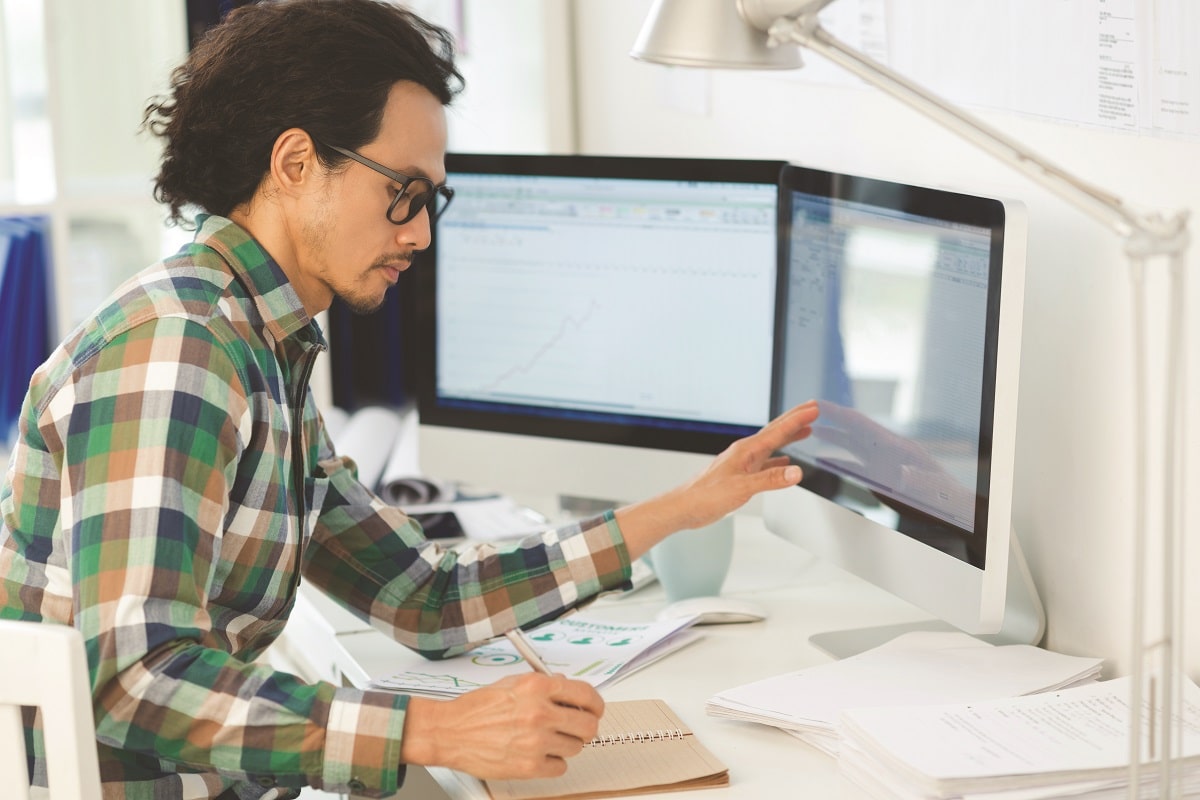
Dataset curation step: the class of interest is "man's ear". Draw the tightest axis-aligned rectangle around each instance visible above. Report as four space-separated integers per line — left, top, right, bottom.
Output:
269 128 321 197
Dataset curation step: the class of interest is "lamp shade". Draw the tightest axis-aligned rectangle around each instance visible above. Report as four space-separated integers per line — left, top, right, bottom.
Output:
630 0 802 70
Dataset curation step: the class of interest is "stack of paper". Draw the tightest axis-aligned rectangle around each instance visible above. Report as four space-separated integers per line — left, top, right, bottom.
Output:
838 675 1200 799
707 632 1103 756
369 613 702 698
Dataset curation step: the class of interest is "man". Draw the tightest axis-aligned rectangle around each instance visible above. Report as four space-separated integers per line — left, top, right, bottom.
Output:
0 1 818 798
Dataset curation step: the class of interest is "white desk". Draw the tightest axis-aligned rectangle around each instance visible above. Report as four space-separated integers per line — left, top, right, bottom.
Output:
300 515 936 799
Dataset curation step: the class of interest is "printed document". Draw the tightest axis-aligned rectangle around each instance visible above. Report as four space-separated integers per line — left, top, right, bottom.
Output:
369 614 701 698
838 675 1200 797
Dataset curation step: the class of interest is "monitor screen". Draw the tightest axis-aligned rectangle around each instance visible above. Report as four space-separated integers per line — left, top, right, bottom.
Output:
410 154 785 464
764 164 1040 653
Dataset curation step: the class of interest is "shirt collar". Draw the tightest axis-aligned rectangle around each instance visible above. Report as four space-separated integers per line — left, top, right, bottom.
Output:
193 214 322 344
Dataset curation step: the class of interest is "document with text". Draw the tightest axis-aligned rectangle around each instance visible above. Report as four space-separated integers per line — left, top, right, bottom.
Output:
838 675 1200 797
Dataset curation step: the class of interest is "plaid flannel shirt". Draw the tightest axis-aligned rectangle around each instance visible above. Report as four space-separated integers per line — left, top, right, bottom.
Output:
0 215 632 800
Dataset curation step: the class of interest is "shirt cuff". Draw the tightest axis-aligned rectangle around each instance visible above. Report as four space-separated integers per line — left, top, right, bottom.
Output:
560 510 633 598
317 687 409 797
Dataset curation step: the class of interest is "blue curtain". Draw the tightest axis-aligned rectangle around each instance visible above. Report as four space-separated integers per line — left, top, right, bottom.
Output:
0 216 52 446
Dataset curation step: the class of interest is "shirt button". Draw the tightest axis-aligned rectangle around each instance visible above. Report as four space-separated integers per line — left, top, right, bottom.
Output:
256 776 278 787
348 778 367 792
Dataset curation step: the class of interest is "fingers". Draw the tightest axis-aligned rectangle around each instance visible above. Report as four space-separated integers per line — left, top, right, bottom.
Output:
745 400 819 457
498 672 605 730
757 460 802 491
546 673 606 718
402 673 606 780
726 406 816 495
612 401 821 563
725 401 817 472
762 455 794 471
771 399 820 435
505 675 604 775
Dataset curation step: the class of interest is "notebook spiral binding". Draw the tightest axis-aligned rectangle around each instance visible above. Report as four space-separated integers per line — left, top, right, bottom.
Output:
587 728 685 747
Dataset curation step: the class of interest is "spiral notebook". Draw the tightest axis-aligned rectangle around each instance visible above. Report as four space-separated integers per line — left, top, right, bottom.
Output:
484 699 729 800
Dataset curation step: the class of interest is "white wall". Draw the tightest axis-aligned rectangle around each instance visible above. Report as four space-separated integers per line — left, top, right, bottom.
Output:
567 1 1200 677
445 0 577 153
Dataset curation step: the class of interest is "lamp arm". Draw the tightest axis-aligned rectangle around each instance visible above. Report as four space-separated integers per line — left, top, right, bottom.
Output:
766 15 1189 256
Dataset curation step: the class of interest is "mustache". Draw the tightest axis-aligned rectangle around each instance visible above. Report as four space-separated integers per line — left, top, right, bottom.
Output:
372 251 418 270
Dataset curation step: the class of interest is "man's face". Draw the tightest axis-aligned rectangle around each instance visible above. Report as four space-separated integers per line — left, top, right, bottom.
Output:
298 80 448 315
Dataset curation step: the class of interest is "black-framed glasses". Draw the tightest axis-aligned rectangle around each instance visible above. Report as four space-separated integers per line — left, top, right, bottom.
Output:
323 143 454 225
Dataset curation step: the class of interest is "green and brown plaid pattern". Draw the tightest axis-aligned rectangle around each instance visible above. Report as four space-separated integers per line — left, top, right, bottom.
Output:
0 215 631 799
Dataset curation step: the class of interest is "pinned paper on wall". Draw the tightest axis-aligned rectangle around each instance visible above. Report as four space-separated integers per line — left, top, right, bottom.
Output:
780 0 1200 138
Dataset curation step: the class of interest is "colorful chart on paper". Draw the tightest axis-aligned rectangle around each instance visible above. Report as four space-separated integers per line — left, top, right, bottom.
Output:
368 614 701 697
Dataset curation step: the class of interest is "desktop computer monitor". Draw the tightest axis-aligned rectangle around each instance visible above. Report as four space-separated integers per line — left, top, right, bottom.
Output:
408 153 785 506
764 163 1043 657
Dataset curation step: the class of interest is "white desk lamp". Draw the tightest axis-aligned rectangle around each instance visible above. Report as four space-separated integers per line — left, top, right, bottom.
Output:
631 0 1190 795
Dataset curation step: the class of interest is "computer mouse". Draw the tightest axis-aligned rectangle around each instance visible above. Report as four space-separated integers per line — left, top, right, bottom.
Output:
656 595 768 625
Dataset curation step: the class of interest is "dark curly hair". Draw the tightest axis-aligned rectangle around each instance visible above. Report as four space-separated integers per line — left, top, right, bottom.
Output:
143 0 463 226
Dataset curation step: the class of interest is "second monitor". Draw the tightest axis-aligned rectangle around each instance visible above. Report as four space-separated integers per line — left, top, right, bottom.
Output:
765 163 1043 656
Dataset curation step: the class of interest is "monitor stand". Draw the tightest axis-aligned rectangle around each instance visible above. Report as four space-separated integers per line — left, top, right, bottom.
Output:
809 527 1045 660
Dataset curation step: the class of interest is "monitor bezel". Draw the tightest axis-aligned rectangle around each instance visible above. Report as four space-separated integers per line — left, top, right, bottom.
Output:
408 152 787 456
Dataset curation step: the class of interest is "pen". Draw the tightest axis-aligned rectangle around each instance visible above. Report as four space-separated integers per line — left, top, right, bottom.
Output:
505 627 552 675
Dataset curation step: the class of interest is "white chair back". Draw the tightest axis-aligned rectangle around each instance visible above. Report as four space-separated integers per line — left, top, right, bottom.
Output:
0 619 102 800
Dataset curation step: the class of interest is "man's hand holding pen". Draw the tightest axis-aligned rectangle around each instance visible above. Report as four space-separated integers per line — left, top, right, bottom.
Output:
398 628 605 779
